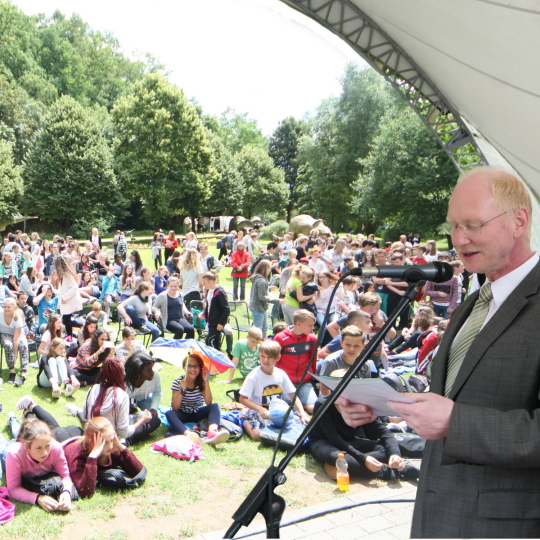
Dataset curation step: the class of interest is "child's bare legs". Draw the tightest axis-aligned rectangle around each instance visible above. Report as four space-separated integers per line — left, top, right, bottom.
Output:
242 420 261 441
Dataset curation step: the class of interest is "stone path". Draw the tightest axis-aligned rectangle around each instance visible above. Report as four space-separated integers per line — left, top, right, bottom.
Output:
193 483 417 540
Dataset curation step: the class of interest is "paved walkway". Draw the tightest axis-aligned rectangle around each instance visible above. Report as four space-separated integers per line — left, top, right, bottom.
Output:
193 483 417 540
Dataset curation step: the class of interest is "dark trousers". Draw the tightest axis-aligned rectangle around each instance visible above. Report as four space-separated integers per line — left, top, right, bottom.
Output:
206 325 222 351
310 438 396 480
166 318 195 340
125 415 161 447
218 247 228 260
165 404 220 436
164 248 174 261
26 405 83 442
72 366 101 386
62 314 74 338
153 251 162 270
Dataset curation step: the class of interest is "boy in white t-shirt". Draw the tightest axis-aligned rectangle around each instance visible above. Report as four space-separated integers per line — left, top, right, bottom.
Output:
239 340 310 441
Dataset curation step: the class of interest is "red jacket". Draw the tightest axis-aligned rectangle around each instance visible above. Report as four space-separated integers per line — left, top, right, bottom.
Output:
230 250 251 278
274 327 317 384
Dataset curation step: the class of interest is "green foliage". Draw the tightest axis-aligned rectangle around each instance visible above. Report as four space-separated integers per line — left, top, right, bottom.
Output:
113 74 217 222
353 107 457 236
260 220 290 239
23 95 125 232
268 117 307 222
233 146 289 219
0 139 24 220
212 107 267 154
298 64 398 231
204 129 245 216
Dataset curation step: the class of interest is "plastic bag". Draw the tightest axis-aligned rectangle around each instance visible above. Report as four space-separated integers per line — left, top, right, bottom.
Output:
268 396 292 429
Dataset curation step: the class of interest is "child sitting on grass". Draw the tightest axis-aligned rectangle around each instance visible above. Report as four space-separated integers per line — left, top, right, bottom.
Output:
239 341 310 441
220 327 262 384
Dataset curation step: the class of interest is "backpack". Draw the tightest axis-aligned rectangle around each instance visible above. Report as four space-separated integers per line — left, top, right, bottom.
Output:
392 432 425 458
206 255 215 270
216 238 224 249
408 374 429 392
97 467 147 489
249 256 263 275
382 372 413 393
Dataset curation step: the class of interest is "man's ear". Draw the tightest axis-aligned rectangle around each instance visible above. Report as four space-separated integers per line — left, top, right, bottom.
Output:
513 207 530 238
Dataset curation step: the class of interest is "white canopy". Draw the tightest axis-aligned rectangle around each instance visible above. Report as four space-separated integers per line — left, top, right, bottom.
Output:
282 0 540 241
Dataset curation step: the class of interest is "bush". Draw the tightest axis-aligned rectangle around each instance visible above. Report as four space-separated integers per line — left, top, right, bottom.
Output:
260 220 289 239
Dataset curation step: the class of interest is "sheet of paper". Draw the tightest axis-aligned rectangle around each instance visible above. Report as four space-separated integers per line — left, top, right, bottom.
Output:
311 373 414 416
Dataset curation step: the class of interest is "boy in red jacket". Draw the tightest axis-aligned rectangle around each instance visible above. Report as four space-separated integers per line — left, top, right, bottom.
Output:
274 309 317 414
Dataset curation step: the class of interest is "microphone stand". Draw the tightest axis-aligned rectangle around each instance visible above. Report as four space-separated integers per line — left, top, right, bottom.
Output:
224 282 421 538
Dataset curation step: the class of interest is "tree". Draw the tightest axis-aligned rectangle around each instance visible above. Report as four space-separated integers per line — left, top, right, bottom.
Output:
214 107 267 154
112 74 217 223
298 64 398 231
0 139 24 221
23 95 125 235
353 107 457 237
234 146 288 219
268 117 307 222
205 129 244 216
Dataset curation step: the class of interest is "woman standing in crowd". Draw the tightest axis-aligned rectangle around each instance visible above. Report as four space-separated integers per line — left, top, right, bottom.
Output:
249 260 284 338
153 276 195 339
150 232 163 270
0 297 29 385
90 228 102 250
230 242 251 302
232 230 244 253
184 231 199 249
56 254 83 340
163 230 178 261
178 248 204 307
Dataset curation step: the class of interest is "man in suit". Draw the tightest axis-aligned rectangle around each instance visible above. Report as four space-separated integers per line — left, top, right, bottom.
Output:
338 166 540 538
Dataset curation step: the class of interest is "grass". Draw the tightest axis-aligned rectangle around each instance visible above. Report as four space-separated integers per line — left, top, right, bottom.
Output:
0 244 316 538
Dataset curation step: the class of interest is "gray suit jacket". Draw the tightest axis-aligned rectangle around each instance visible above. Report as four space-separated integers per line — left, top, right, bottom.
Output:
412 260 540 538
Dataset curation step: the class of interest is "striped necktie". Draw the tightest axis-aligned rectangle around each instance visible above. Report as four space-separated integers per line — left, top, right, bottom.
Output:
444 283 493 397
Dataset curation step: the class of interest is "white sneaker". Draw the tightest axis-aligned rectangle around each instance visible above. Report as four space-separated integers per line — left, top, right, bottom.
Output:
16 395 34 411
205 429 229 446
63 383 76 397
65 403 82 416
52 388 61 399
7 412 16 421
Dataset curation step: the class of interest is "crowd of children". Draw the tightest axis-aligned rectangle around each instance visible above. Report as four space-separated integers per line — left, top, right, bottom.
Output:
0 226 464 518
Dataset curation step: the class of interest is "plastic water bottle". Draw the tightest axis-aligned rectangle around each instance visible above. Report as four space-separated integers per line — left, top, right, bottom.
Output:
336 453 349 491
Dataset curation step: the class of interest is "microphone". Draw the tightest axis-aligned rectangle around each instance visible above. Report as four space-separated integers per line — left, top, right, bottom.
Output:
348 262 453 283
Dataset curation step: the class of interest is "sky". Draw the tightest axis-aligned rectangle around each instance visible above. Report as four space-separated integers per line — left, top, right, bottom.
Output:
11 0 366 135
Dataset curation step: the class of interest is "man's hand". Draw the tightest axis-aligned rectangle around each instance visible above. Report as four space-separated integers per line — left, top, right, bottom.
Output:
364 456 384 472
387 392 454 440
335 397 376 427
388 454 405 471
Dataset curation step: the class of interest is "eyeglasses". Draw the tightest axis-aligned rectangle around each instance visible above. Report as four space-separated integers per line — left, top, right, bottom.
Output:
441 210 511 236
186 364 200 369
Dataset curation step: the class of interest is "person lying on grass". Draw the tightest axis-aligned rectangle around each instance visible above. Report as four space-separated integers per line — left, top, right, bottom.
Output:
239 340 310 441
63 416 145 498
1 416 73 512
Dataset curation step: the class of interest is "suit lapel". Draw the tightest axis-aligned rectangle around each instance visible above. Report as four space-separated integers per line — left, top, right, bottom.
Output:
448 261 540 400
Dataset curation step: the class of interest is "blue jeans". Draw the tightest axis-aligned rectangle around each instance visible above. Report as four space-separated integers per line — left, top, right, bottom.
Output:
232 277 246 301
316 311 336 346
124 305 160 343
251 309 268 338
433 304 450 319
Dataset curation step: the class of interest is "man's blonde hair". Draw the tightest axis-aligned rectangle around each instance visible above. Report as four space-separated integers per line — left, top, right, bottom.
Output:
359 292 381 308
